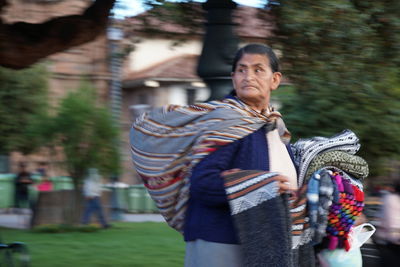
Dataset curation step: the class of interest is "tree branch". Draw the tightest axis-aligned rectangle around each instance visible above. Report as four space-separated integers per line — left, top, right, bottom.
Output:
0 0 116 69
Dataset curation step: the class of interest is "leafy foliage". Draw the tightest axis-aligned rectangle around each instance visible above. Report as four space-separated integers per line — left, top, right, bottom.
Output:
274 0 400 175
47 82 121 185
0 64 48 154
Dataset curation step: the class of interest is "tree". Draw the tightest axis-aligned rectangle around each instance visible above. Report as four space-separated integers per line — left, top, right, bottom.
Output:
38 82 121 223
48 82 120 185
274 0 400 175
0 0 116 69
0 64 48 155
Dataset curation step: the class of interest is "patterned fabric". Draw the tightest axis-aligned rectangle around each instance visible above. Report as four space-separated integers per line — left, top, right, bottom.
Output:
319 166 364 190
130 97 290 232
222 169 321 266
290 182 311 249
291 130 364 248
222 170 293 267
291 129 361 188
224 170 311 249
326 172 365 251
223 170 280 215
305 150 368 181
315 171 335 242
307 171 321 228
307 170 334 244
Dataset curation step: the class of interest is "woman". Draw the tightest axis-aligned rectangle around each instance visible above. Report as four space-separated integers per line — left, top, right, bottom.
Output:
131 44 298 267
183 44 297 267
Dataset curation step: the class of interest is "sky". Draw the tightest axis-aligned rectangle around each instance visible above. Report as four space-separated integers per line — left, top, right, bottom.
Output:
113 0 266 18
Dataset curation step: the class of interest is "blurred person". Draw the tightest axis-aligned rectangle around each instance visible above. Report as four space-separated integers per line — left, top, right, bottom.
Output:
81 168 110 228
36 162 53 192
36 175 53 192
376 178 400 265
30 170 53 228
14 162 34 213
36 162 48 177
132 44 297 267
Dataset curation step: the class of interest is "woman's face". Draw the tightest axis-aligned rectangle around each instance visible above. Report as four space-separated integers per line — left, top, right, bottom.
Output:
231 53 281 112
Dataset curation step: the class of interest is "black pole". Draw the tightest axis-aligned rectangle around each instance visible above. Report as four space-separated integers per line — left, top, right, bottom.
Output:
197 0 239 101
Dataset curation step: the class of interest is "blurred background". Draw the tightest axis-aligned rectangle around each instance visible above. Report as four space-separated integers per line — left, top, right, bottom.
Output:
0 0 399 266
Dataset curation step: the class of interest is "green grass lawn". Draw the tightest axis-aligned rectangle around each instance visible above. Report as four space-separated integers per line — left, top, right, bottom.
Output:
0 222 185 267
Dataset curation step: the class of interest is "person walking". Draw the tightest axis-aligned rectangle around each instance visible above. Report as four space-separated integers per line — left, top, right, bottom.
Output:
81 168 110 228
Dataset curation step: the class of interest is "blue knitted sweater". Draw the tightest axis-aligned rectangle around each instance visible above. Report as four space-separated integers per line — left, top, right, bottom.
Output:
184 126 296 244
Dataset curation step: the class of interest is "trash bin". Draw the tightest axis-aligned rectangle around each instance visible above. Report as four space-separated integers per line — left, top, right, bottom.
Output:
128 185 146 213
103 183 129 211
0 174 15 209
115 186 128 211
143 190 158 213
51 176 73 190
1 174 40 209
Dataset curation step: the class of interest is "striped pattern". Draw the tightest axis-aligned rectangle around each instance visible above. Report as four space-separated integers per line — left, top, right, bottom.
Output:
223 169 313 250
291 129 361 188
130 97 289 232
223 170 280 215
289 183 312 248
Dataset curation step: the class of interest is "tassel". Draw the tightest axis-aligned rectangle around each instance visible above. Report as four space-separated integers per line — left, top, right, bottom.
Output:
344 239 351 251
328 236 338 250
352 185 364 202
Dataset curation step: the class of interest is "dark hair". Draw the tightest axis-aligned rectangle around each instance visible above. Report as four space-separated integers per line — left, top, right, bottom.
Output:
232 43 280 73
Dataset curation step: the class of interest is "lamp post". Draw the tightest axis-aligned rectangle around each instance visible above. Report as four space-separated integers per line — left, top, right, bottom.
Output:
107 26 123 221
197 0 239 100
107 26 124 124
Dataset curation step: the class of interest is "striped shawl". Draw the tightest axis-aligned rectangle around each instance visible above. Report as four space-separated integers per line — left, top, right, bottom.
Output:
130 97 289 232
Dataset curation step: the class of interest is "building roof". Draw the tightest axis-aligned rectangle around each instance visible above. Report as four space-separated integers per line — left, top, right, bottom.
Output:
123 54 200 87
123 53 290 87
124 4 275 40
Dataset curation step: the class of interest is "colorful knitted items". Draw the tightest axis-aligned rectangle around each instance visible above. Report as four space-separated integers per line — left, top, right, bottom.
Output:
291 130 364 248
307 170 335 244
316 171 335 243
307 171 321 228
305 150 369 181
326 172 364 251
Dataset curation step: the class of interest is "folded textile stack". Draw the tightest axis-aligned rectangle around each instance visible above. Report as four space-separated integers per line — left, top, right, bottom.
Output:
293 129 368 250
